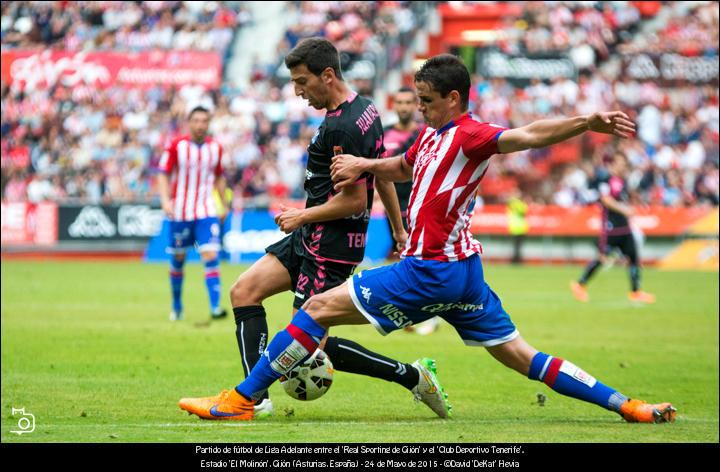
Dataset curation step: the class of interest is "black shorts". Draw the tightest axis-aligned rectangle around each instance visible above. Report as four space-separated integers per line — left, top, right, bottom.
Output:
598 233 638 265
266 230 357 309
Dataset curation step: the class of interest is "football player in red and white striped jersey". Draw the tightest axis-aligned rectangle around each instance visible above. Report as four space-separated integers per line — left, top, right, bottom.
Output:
157 105 229 322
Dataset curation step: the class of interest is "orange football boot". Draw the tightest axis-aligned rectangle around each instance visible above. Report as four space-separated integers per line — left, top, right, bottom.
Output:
570 281 589 302
619 399 676 423
179 388 254 420
628 291 656 303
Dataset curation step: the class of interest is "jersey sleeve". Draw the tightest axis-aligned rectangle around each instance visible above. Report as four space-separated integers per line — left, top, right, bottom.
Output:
403 126 427 166
462 123 508 160
158 140 177 174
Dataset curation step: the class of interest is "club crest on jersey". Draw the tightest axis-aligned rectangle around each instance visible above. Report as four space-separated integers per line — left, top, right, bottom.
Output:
416 149 439 173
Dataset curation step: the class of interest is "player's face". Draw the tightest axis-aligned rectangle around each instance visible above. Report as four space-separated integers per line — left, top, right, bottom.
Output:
415 81 455 130
393 91 418 125
188 111 210 141
290 64 330 110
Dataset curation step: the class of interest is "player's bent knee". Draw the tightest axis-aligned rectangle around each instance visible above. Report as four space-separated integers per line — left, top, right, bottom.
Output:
230 275 263 306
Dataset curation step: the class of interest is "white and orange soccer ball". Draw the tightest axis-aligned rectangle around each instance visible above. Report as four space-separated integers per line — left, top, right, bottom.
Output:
279 349 334 401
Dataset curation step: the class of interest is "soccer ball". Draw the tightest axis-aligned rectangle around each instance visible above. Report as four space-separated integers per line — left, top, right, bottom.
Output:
279 349 334 401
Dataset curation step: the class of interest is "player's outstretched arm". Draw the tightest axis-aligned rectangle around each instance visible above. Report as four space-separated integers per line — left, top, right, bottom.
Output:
497 111 636 154
331 154 412 190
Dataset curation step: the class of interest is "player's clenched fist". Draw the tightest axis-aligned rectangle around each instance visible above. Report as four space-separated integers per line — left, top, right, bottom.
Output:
274 204 306 233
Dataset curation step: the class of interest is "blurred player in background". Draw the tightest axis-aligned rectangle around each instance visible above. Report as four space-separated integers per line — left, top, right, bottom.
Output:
220 38 450 419
213 187 234 226
507 190 529 265
158 105 228 322
383 86 421 238
180 54 675 424
571 153 656 303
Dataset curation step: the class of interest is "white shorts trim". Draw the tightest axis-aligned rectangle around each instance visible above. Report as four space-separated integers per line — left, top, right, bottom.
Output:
462 329 519 347
347 276 389 336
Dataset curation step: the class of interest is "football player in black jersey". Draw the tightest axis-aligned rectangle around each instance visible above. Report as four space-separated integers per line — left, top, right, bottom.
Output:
571 153 656 304
226 38 450 418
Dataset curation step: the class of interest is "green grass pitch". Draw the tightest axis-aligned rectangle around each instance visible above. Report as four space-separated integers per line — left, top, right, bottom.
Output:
1 260 717 442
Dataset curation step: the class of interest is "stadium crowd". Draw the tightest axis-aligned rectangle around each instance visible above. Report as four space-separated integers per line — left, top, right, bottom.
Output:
1 1 248 54
1 1 718 208
476 0 719 206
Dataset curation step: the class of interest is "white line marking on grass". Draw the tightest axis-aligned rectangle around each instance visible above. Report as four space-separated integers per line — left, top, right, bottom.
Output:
38 416 717 429
39 421 439 428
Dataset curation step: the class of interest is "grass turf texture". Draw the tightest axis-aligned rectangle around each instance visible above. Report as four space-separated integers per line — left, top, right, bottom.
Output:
1 260 717 442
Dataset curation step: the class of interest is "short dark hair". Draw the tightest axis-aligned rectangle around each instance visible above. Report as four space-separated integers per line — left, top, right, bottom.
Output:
396 86 416 96
284 37 343 80
414 54 470 109
188 105 210 118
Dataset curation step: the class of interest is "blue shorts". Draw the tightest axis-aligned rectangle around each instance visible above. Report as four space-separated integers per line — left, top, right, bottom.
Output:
168 217 222 254
348 255 518 346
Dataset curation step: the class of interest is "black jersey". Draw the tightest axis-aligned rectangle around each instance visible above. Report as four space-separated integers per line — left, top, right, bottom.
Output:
598 174 632 235
302 93 384 264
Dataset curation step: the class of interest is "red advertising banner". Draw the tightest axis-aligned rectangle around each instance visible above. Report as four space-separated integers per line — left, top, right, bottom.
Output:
1 202 58 246
470 205 714 237
1 50 221 90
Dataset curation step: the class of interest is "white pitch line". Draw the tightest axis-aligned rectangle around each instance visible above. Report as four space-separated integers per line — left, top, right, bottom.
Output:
24 416 715 429
22 421 450 428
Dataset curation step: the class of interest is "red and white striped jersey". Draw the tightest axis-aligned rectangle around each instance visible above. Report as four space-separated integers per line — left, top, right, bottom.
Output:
402 113 507 261
158 135 223 222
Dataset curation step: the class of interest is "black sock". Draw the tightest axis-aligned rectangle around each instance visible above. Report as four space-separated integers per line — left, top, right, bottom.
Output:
579 259 602 285
323 337 419 391
629 265 640 292
233 305 269 401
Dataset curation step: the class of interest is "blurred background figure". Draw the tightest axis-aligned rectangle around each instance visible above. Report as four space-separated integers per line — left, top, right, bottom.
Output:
571 153 656 304
382 86 421 259
507 190 529 264
158 105 229 321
